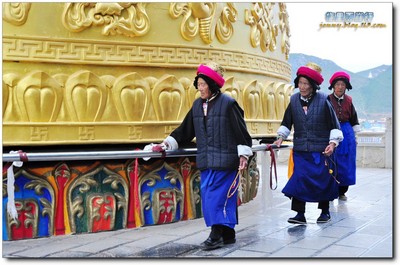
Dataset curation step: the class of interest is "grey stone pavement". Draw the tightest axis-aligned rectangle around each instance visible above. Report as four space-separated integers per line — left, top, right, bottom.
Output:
2 163 394 261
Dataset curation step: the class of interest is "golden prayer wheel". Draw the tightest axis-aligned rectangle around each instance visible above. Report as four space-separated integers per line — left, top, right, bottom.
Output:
2 2 293 240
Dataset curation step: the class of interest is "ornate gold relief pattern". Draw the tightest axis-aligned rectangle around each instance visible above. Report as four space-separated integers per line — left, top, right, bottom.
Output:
30 127 48 142
16 71 63 122
3 70 293 123
222 77 243 107
275 83 290 120
243 80 263 119
152 75 186 121
216 3 238 43
62 3 150 38
279 3 291 60
2 70 293 145
245 3 278 53
262 81 277 120
181 77 199 111
2 36 291 80
128 126 143 140
65 70 107 122
2 3 31 26
3 80 9 115
113 73 150 122
169 3 237 44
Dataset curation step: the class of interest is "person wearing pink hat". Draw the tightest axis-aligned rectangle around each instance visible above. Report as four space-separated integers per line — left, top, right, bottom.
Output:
153 62 253 250
274 63 343 224
328 71 361 201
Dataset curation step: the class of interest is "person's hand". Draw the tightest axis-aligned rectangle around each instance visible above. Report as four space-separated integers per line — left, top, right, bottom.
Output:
152 143 167 152
323 142 336 156
239 156 248 170
143 143 166 161
273 137 283 147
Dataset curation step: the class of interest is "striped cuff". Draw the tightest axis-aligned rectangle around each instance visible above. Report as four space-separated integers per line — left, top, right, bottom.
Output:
164 136 179 151
277 125 291 139
237 145 253 157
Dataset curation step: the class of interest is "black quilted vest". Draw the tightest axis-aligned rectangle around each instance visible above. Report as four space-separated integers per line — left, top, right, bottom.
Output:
291 92 331 152
192 94 239 170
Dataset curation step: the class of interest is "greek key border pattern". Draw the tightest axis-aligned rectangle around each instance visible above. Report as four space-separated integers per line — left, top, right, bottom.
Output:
2 36 291 80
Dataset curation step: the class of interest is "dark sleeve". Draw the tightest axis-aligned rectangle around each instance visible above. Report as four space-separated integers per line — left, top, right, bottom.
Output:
280 102 293 130
229 102 252 147
349 103 360 126
170 108 196 145
326 100 341 130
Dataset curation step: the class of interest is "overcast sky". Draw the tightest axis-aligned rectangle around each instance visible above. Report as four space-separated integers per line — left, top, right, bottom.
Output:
286 2 393 73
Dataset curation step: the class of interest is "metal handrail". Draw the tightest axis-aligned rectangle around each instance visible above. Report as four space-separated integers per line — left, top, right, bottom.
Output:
2 144 292 162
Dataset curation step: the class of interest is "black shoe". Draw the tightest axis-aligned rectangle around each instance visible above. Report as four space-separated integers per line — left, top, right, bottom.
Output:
223 238 236 245
288 213 307 224
200 237 224 250
222 226 236 245
317 213 331 223
339 194 347 201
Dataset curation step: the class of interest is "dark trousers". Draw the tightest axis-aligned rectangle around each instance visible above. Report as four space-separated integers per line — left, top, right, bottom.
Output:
210 225 235 240
291 197 329 213
339 186 349 195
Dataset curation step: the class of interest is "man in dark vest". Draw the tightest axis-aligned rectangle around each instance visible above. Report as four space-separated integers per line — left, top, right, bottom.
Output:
153 62 253 250
274 63 343 224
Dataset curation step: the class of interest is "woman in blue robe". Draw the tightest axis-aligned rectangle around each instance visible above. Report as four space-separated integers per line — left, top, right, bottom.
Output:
328 71 361 200
153 62 252 250
274 63 343 224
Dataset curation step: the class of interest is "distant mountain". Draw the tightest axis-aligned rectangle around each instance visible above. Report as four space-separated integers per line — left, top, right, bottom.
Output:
357 65 391 79
356 65 392 115
288 53 392 119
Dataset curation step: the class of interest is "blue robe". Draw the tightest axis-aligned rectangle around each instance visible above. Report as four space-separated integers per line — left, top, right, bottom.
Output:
282 151 339 202
201 169 238 229
336 122 357 186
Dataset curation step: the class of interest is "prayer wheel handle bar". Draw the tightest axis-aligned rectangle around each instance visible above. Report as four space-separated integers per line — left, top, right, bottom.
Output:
2 144 291 162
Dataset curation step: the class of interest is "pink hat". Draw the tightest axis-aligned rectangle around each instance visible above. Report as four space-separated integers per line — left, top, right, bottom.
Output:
328 71 352 90
296 66 324 85
197 64 225 88
329 71 350 84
